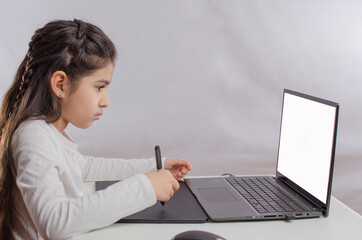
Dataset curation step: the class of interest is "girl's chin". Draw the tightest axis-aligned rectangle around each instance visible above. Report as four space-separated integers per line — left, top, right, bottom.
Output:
73 121 94 129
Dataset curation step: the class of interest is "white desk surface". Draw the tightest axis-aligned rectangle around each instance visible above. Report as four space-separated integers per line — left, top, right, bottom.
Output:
74 196 361 240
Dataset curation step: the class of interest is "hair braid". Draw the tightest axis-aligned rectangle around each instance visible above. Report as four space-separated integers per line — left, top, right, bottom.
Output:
74 19 87 40
16 51 33 100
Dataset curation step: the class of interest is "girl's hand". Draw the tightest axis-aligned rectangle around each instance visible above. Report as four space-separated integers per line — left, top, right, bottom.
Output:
164 158 192 181
146 170 180 202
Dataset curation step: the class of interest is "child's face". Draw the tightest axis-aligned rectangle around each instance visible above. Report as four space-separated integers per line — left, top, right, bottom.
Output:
60 63 114 129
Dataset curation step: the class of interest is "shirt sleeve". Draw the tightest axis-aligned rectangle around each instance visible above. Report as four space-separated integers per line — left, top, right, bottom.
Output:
12 125 157 240
77 154 165 181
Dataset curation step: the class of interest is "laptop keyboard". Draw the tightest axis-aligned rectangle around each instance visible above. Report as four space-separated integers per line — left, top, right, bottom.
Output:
227 177 308 214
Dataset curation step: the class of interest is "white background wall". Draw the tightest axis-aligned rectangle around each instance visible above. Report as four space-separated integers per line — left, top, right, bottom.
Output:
1 0 361 215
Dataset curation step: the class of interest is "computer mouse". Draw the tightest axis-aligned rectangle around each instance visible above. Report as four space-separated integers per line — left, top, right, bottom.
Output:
172 230 226 240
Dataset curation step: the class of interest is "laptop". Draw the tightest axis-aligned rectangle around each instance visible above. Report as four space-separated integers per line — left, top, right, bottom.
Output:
185 89 339 221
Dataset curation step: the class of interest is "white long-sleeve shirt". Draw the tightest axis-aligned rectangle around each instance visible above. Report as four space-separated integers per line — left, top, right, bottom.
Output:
11 119 158 240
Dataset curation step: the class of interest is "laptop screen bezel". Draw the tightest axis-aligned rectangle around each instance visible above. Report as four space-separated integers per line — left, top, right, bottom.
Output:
275 89 339 217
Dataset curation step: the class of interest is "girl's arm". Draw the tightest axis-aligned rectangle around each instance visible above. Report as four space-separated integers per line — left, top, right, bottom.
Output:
12 124 157 239
77 154 166 181
16 166 156 239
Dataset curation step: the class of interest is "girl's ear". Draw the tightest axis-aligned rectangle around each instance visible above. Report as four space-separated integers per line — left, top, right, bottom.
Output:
50 71 68 98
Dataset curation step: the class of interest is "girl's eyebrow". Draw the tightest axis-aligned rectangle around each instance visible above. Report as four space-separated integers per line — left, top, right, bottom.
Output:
96 79 111 85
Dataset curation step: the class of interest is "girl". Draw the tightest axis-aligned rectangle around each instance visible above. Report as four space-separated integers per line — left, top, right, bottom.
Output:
0 19 191 240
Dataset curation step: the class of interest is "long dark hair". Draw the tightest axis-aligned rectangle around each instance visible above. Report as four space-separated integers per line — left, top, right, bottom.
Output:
0 19 117 239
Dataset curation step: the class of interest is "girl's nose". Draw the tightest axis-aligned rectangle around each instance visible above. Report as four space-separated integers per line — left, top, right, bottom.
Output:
100 92 109 108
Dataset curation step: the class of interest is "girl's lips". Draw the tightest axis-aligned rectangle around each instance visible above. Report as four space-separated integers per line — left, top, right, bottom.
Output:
95 113 102 120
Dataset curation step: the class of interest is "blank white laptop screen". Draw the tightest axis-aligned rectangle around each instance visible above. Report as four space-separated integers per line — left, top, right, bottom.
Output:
277 93 337 204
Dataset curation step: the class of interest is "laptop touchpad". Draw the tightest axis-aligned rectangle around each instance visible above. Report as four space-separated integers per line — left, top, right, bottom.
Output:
198 187 237 203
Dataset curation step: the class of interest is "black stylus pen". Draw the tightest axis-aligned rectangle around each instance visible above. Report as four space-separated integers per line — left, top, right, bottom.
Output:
155 145 165 206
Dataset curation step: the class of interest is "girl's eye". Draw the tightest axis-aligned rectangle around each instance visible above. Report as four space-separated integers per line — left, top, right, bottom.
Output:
97 86 105 92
